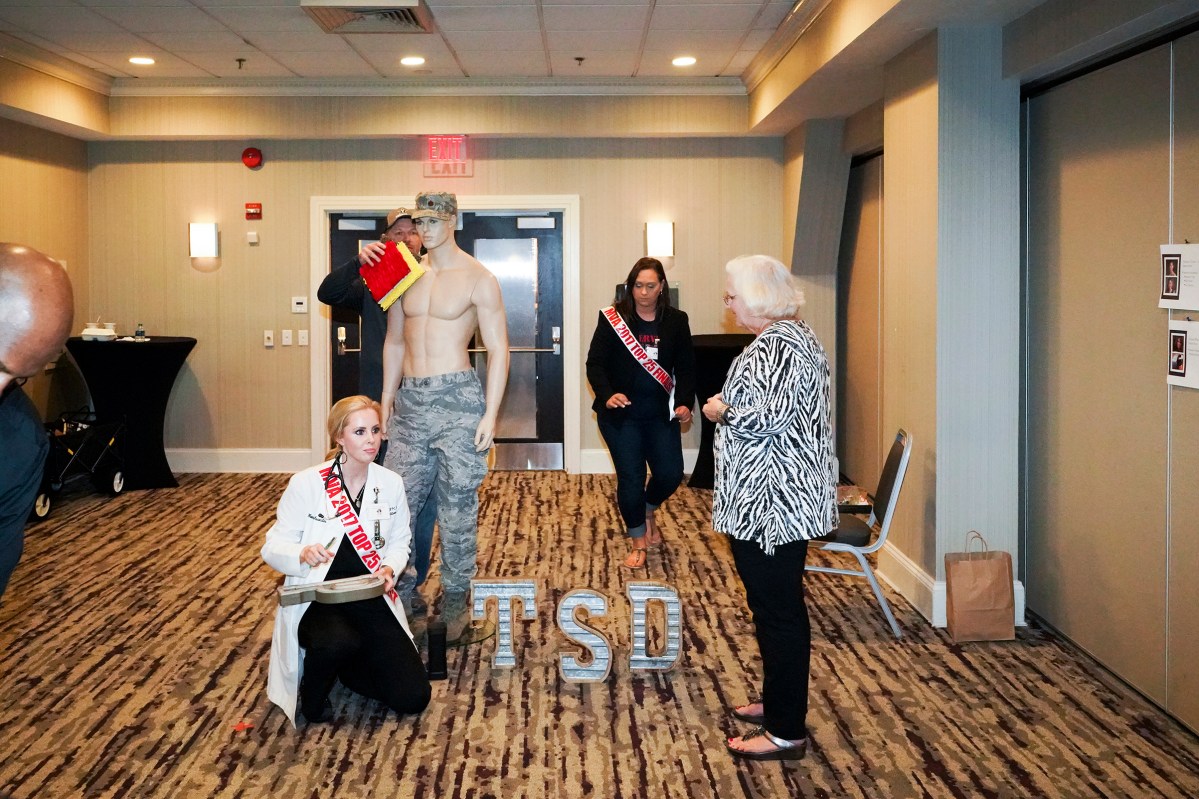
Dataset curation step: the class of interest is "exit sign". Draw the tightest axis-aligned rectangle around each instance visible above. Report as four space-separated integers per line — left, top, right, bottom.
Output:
425 135 472 177
427 135 467 160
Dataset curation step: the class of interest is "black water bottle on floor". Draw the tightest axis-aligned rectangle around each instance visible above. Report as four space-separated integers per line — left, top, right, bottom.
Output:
427 620 447 680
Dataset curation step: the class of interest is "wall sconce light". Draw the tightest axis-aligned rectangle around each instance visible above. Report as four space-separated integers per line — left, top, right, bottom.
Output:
189 222 219 258
645 221 674 258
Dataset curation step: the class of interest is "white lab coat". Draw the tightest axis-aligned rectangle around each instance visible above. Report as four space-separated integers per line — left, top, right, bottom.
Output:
261 460 412 726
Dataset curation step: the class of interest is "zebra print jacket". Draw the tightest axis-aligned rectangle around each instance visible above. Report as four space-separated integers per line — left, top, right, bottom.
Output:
712 319 838 554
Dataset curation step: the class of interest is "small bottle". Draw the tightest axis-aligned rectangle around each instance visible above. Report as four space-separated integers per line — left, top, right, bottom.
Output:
134 322 145 341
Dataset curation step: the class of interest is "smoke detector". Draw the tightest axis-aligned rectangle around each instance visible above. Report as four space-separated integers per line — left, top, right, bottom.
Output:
301 0 435 34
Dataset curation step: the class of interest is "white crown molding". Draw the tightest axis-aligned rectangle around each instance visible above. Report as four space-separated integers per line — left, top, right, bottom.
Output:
741 0 836 93
0 33 113 95
109 76 746 98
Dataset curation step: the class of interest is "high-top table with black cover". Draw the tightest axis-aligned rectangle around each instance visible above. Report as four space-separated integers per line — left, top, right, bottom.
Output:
65 336 197 490
688 333 754 489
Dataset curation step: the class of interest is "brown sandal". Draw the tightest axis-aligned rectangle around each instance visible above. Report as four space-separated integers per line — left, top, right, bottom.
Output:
622 547 648 569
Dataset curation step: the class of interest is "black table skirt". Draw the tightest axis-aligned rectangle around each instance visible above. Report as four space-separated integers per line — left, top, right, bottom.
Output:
688 333 754 489
65 336 197 490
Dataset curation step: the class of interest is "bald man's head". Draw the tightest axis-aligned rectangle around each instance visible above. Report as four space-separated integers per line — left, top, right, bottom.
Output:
0 243 74 393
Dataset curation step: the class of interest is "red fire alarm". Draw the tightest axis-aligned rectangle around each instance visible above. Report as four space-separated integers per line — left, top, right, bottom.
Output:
241 147 263 169
245 202 262 220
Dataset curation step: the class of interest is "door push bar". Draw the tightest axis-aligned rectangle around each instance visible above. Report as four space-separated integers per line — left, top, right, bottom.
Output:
469 327 561 356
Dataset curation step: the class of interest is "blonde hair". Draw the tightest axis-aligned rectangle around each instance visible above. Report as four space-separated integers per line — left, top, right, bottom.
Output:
725 254 805 320
325 395 382 460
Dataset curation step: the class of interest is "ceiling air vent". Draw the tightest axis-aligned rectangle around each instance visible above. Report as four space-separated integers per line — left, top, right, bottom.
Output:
301 0 434 34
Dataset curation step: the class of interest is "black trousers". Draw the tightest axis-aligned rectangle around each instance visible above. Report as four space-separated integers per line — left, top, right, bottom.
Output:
729 537 810 740
597 414 684 536
298 597 431 718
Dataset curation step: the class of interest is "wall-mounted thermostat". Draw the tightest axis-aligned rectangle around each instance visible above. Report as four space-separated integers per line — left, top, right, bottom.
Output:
291 296 308 314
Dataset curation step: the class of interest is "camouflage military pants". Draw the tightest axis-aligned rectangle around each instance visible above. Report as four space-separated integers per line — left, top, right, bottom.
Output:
384 370 488 598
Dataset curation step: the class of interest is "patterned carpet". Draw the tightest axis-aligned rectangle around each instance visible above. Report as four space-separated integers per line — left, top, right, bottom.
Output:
1 472 1197 798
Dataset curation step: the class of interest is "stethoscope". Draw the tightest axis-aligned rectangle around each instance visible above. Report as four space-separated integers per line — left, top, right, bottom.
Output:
324 456 386 549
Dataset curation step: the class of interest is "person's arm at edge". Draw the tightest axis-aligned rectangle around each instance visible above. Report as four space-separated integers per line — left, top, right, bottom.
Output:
585 311 617 407
673 310 697 414
317 257 366 310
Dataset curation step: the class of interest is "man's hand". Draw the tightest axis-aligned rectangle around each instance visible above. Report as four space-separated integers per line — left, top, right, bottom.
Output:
381 394 394 437
358 241 386 266
673 405 693 424
474 416 496 452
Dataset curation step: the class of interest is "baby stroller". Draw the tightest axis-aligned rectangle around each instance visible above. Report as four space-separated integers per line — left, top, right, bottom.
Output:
29 408 125 521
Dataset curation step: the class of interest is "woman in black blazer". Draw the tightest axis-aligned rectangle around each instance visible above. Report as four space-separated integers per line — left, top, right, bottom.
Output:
586 258 696 569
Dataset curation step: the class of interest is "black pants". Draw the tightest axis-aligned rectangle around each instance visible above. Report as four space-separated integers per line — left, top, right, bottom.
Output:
729 537 810 740
298 597 431 718
597 415 684 537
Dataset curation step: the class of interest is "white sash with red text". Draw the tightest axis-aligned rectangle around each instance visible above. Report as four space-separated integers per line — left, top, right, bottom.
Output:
602 306 676 420
319 463 398 604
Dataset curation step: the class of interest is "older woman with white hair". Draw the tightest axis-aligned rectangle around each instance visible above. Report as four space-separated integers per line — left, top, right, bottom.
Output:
702 254 838 762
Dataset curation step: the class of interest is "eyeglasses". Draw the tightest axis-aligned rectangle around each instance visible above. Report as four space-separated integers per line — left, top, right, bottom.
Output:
0 357 29 388
722 293 736 305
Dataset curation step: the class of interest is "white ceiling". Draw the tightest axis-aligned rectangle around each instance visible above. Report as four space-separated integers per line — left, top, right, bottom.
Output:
0 0 798 81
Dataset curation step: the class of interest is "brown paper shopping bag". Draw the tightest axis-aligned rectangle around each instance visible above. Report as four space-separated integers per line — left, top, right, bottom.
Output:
945 530 1015 643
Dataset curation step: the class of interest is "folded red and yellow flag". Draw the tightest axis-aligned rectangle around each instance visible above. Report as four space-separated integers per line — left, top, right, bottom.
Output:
359 241 425 311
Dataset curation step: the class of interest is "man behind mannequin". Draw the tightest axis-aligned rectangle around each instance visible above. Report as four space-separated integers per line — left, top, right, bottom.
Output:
0 243 74 602
380 191 509 644
317 210 438 614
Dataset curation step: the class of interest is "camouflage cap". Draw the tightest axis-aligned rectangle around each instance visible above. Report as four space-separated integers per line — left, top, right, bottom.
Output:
411 191 458 221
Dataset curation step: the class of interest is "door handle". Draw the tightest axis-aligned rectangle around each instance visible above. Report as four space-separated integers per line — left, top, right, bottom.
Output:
337 325 361 355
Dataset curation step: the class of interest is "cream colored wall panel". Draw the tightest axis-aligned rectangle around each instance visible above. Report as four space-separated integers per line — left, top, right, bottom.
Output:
0 59 108 137
88 137 783 454
1166 30 1199 733
843 101 883 157
881 34 939 578
0 116 90 420
1004 0 1198 82
837 156 882 487
1026 47 1169 701
108 95 750 140
749 0 900 132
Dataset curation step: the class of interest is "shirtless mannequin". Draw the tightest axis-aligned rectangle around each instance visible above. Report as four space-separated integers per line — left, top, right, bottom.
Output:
377 191 509 643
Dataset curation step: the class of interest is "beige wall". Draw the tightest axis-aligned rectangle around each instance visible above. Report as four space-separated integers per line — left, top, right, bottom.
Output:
86 137 783 452
879 34 940 581
0 58 108 138
0 115 91 419
108 94 750 139
1167 29 1199 735
1026 41 1173 712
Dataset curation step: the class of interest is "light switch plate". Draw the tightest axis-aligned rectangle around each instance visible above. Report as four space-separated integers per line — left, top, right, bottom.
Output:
298 329 309 346
264 330 274 348
281 329 292 346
